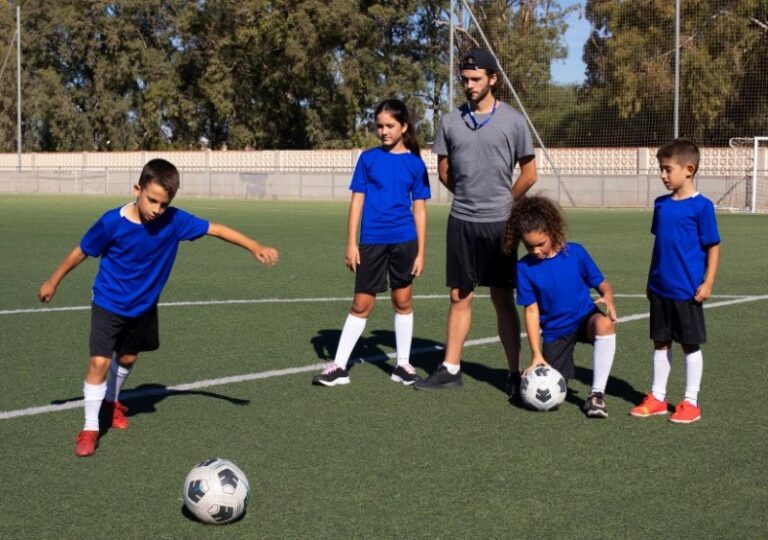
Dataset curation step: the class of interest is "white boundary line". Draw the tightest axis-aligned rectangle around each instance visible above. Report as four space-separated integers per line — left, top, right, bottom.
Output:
0 293 753 316
1 294 765 422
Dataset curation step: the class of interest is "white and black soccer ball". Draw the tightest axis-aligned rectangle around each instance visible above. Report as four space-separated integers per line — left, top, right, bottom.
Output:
520 366 567 411
183 457 250 524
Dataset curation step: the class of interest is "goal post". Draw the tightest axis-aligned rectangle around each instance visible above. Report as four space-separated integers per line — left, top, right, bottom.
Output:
723 136 768 214
750 136 767 214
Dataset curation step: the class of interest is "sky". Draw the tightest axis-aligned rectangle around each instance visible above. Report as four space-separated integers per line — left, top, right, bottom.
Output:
550 1 590 85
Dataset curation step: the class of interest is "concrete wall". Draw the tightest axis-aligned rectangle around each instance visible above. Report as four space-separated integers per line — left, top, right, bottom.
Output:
0 147 764 210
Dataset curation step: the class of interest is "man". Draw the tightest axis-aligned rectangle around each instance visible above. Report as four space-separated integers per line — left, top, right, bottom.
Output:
415 48 537 398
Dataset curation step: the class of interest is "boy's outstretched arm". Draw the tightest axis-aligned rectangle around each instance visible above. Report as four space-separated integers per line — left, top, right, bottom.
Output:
206 223 278 266
38 246 88 302
694 243 720 302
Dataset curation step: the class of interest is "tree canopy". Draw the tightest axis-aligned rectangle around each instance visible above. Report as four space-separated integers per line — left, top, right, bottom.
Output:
0 1 764 151
581 0 768 145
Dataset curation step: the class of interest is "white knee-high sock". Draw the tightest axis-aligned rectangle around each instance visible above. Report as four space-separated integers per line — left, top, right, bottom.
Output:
333 314 367 370
83 381 107 431
591 334 616 394
105 359 133 403
394 312 414 367
651 349 672 402
683 349 703 406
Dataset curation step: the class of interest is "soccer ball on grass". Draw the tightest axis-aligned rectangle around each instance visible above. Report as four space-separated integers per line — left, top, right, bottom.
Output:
182 457 250 524
520 365 567 411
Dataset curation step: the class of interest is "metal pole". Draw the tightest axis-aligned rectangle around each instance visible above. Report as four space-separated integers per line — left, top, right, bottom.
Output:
751 137 758 213
448 0 455 110
674 0 680 139
16 4 22 171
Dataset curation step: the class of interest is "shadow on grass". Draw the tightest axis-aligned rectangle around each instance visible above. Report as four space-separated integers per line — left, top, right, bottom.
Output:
51 383 250 437
455 360 644 408
572 365 646 406
313 327 646 406
181 503 247 525
310 328 444 379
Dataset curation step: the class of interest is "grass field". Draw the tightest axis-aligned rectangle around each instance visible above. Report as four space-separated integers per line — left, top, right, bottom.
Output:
1 195 766 539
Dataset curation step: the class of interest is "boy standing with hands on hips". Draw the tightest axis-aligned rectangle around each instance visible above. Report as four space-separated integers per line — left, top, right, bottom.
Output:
39 159 279 457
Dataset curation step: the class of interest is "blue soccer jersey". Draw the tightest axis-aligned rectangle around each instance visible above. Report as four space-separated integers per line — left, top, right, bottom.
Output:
80 205 209 317
349 147 431 245
648 193 720 301
516 242 605 343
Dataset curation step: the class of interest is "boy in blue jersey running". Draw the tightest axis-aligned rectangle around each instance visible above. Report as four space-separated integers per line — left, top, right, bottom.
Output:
312 99 431 387
630 139 720 424
503 195 617 417
38 159 279 457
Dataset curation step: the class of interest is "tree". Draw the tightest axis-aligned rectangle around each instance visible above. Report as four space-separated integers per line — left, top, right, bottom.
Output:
17 0 189 151
453 1 573 102
582 0 768 145
169 0 430 149
2 0 579 151
0 4 18 152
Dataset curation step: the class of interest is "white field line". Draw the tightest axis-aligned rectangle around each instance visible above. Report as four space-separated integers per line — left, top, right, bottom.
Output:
0 293 752 316
1 294 765 421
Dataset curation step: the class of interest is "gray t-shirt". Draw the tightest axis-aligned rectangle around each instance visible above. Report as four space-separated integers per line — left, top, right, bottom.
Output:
432 102 535 222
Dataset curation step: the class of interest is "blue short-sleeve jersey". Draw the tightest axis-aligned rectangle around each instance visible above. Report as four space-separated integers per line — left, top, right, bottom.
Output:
648 193 720 301
349 147 431 245
516 242 605 343
80 205 209 317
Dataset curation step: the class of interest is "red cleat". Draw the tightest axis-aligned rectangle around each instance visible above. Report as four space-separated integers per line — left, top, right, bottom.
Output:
75 430 100 457
669 400 702 424
630 393 668 417
101 400 130 430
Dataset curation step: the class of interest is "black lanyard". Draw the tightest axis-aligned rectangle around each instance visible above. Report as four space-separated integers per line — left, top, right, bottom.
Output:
467 99 497 129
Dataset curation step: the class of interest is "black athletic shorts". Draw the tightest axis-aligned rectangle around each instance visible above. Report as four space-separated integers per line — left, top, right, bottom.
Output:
542 307 602 380
649 292 706 345
354 241 418 294
89 303 160 358
446 215 517 290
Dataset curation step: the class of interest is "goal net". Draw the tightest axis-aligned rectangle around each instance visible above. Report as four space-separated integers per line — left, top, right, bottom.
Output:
718 137 768 213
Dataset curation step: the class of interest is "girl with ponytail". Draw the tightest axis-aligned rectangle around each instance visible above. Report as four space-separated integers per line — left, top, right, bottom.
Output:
312 99 431 387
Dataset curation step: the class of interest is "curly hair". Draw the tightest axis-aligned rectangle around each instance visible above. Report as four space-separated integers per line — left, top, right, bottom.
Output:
502 195 567 254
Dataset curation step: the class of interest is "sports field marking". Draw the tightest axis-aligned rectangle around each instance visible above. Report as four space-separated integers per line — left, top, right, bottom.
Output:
0 293 752 316
1 294 765 421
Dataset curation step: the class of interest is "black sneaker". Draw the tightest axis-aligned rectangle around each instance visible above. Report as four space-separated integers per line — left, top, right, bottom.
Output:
312 363 350 386
506 371 522 404
391 364 420 386
413 364 462 390
583 392 608 418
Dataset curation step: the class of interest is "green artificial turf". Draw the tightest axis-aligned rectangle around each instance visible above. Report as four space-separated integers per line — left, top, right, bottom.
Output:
1 195 766 539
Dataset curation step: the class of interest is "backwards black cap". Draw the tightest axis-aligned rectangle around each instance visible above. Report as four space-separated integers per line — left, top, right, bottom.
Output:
459 48 499 71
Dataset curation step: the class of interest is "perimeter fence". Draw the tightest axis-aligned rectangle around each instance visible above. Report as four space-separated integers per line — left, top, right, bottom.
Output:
0 1 766 210
445 0 768 211
0 145 765 210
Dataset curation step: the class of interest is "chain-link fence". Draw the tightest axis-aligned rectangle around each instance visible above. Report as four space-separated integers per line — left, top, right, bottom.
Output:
0 1 766 210
448 0 768 211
